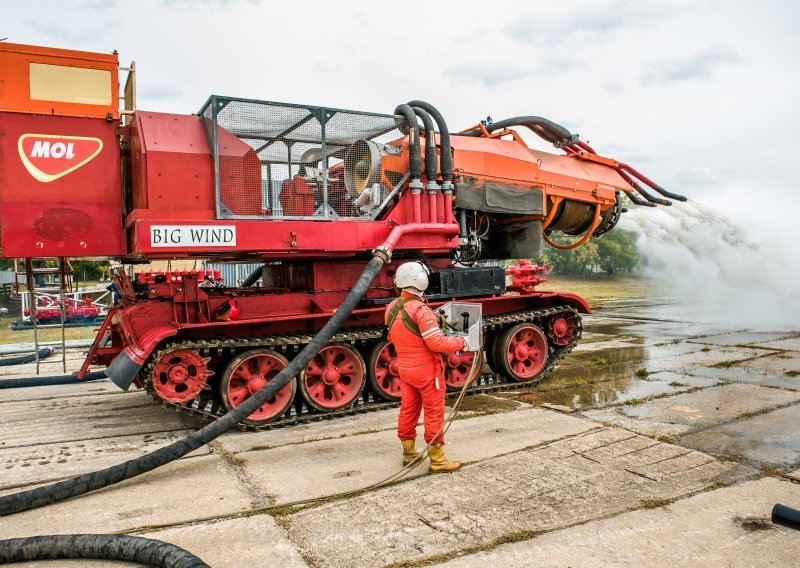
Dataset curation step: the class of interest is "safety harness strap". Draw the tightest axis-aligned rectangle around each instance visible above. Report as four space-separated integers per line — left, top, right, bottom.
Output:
386 297 422 338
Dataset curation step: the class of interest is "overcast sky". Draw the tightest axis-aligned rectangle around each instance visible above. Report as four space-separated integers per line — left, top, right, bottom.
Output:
4 0 798 234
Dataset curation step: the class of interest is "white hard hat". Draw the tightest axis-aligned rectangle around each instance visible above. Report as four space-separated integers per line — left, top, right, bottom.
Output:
395 261 430 294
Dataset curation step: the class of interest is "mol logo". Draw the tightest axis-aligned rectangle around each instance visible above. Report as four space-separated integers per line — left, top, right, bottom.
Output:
17 134 104 183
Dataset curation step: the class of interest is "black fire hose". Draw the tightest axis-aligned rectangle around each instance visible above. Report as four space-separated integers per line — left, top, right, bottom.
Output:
240 264 264 287
0 370 108 389
0 534 208 568
411 106 438 183
0 347 54 367
772 503 800 531
0 257 385 517
394 104 422 181
407 100 452 183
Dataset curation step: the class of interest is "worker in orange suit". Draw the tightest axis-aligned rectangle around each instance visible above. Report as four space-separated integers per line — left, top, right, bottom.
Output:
386 261 470 473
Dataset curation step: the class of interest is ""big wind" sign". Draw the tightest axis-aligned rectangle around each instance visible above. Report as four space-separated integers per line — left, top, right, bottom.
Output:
150 225 237 248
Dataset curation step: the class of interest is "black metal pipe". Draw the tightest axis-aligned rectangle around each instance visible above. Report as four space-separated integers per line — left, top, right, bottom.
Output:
394 104 422 181
411 107 438 184
0 347 54 367
0 257 386 516
772 503 800 531
407 100 453 184
0 370 108 389
0 534 208 567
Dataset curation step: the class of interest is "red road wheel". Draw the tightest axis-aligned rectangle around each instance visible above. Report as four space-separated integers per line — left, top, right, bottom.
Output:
220 349 295 425
443 349 483 392
300 342 366 412
367 340 402 402
546 312 579 346
494 323 548 382
151 349 210 403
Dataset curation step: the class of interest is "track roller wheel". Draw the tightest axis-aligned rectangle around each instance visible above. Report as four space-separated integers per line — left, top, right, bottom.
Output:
367 340 402 402
545 312 579 346
300 342 366 412
220 348 296 425
494 323 548 381
443 349 483 392
151 349 210 403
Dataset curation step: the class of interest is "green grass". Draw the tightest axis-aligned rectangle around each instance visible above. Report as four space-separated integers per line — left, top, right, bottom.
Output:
0 315 97 346
538 275 663 306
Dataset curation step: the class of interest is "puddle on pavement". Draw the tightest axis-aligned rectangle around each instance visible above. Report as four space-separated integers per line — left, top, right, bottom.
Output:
680 404 800 468
507 315 713 410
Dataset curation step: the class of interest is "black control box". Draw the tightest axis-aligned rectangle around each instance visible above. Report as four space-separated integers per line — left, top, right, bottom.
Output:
428 266 505 296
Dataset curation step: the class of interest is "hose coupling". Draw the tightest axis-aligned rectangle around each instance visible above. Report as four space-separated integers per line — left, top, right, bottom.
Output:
425 180 441 193
441 181 454 194
371 246 392 264
409 179 424 193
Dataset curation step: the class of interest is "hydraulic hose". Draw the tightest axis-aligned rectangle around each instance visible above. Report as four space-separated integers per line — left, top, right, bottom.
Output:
407 100 452 183
461 116 578 148
0 256 387 516
0 370 108 389
394 104 422 181
0 347 53 367
411 107 438 184
0 534 208 568
617 169 671 206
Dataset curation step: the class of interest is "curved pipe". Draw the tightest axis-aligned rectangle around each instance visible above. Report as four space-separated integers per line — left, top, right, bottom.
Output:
541 196 565 230
393 104 421 181
377 222 460 252
0 222 456 517
411 107 438 183
543 204 602 250
407 100 453 183
0 534 208 567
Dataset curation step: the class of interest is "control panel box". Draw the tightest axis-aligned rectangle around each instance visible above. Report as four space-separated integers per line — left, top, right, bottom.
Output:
433 302 482 352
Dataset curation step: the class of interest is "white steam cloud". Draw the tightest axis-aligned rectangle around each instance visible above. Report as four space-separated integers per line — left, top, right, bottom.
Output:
619 200 800 329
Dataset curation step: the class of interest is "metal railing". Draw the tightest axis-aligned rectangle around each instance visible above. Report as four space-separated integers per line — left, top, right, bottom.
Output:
199 96 407 221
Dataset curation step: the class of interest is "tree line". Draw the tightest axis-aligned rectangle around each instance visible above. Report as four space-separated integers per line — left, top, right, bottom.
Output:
538 229 643 278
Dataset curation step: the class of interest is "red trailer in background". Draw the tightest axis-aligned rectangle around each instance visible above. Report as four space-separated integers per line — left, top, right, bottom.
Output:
0 42 683 428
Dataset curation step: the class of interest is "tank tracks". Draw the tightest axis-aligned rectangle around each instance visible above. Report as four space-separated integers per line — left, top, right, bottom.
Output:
142 305 582 431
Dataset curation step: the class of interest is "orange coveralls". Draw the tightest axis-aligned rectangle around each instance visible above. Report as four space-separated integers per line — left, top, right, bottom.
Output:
386 291 467 445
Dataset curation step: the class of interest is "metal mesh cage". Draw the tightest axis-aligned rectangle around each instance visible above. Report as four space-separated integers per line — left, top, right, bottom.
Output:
200 96 408 220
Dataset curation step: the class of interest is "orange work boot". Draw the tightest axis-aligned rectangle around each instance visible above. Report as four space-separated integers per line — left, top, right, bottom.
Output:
401 439 421 466
428 444 462 473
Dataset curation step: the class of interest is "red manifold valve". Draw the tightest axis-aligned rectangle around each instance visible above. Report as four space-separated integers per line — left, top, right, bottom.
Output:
505 260 549 291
